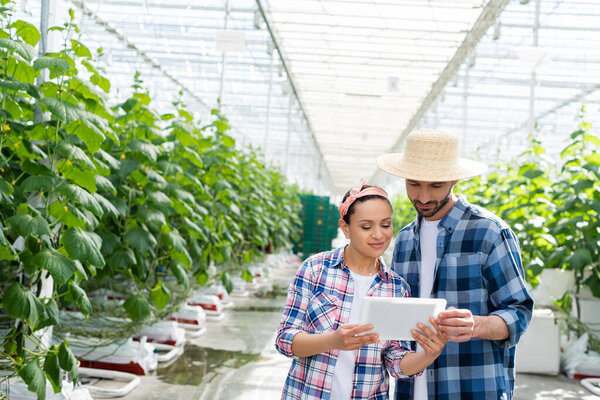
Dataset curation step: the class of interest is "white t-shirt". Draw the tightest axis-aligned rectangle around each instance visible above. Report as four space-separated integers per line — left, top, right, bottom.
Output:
330 270 376 400
413 218 440 400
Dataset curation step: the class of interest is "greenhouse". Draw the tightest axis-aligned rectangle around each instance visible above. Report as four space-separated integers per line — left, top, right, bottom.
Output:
0 0 599 399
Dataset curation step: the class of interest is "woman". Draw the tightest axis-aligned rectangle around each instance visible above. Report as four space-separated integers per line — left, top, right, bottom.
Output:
275 179 447 399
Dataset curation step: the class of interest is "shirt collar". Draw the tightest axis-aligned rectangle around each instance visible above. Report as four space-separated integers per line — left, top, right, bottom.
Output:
332 245 391 280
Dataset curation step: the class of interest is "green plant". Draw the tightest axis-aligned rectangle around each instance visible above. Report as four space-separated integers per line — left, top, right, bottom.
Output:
0 3 302 398
547 110 600 296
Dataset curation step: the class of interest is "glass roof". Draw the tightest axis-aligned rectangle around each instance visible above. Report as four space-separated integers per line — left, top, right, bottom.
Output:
14 0 600 196
261 0 502 193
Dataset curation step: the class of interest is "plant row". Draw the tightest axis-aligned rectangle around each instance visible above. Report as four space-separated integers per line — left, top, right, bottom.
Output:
0 4 301 399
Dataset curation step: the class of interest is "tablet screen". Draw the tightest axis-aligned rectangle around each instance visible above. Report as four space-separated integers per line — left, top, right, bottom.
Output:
359 297 447 340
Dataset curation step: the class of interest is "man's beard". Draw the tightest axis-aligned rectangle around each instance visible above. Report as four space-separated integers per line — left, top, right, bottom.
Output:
412 186 453 218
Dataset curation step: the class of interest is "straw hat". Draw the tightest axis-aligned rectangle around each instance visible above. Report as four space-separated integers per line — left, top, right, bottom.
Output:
376 129 488 181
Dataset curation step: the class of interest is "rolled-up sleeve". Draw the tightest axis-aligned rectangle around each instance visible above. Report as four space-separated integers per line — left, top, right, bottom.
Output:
484 228 534 349
382 340 416 379
275 259 314 357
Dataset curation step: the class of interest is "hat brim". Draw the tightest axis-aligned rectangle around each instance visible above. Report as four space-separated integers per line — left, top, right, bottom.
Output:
376 153 488 182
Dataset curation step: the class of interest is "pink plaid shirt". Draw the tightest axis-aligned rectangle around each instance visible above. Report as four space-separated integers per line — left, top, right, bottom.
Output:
276 246 414 399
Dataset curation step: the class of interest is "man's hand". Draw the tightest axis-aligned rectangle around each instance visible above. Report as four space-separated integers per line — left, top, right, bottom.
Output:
332 324 379 351
436 307 475 342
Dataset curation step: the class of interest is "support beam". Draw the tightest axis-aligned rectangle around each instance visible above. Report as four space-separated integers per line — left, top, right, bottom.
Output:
370 0 510 183
256 0 334 188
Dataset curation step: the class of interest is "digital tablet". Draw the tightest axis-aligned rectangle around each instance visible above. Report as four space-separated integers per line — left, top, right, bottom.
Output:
359 297 447 340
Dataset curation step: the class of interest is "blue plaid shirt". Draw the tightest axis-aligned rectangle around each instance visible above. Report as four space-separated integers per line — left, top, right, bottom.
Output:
392 197 533 400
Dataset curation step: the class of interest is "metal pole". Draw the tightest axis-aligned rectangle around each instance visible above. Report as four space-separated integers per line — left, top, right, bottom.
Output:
528 0 541 133
218 0 230 110
34 0 50 124
463 64 469 152
263 48 274 157
283 91 293 176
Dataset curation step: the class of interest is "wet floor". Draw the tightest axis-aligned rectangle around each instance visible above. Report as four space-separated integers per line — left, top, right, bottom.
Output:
118 266 296 400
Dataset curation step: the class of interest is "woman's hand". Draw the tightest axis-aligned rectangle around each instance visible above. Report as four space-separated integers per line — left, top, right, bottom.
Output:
411 318 448 359
331 324 379 351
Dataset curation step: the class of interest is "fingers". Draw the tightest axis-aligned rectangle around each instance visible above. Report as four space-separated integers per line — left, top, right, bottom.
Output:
349 324 375 335
412 319 448 354
437 308 467 320
444 333 471 342
337 324 379 350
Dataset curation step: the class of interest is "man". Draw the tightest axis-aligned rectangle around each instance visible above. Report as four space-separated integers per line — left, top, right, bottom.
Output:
376 129 533 400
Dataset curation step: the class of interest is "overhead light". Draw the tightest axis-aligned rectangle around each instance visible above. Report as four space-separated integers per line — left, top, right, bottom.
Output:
254 11 262 30
344 92 382 98
493 21 501 40
387 76 399 92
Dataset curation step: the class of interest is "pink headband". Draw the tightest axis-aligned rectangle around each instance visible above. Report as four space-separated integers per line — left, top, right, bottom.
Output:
339 178 389 218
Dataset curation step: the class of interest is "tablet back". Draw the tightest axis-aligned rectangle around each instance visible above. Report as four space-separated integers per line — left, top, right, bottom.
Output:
359 297 447 340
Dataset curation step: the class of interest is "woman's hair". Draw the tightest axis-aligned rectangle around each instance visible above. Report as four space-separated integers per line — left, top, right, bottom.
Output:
341 184 392 224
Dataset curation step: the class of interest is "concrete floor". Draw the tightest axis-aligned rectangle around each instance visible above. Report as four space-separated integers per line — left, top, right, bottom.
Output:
113 262 599 400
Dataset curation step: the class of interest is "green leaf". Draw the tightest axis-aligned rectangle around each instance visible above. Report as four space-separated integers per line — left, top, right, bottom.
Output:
69 281 92 315
21 176 62 193
180 147 204 168
0 179 13 208
7 213 51 237
94 149 121 170
124 294 151 322
44 351 62 393
56 142 95 168
60 184 103 217
0 80 42 98
170 261 189 290
48 201 86 229
95 175 116 192
107 247 136 269
70 39 92 58
150 280 170 310
33 56 71 73
66 119 106 153
0 37 36 62
18 359 45 400
138 207 166 226
242 269 253 282
36 298 60 330
90 73 110 93
127 139 160 162
59 165 97 193
7 57 37 83
61 227 105 269
124 227 157 255
33 250 77 286
221 134 235 147
567 249 592 270
221 271 234 294
148 191 172 209
583 134 600 147
162 230 187 252
92 192 120 217
195 271 208 286
39 97 88 123
58 341 78 383
521 169 544 180
3 282 36 322
10 20 41 46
